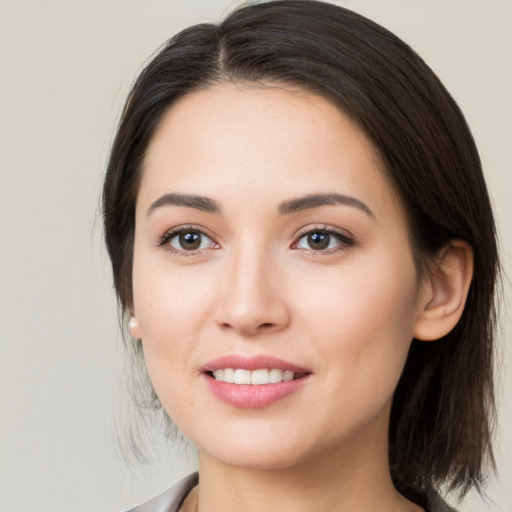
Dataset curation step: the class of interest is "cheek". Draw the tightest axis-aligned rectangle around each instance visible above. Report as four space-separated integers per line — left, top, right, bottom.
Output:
299 248 419 336
302 251 420 401
132 270 205 426
131 259 218 399
132 255 214 337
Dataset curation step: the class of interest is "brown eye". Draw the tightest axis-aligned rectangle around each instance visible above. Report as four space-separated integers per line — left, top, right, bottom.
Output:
306 232 330 250
295 229 354 252
179 232 201 250
168 230 213 252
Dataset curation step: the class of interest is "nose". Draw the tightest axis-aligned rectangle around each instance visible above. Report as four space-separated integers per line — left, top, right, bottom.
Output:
213 246 291 337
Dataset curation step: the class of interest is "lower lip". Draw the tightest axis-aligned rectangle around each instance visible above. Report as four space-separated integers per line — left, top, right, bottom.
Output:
204 374 310 408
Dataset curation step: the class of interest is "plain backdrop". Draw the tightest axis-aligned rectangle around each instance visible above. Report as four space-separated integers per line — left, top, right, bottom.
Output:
1 1 510 511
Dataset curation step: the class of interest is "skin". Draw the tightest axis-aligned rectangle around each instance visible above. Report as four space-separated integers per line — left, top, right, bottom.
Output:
130 83 437 511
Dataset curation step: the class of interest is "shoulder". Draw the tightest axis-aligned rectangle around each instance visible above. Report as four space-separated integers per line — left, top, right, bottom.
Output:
125 473 199 512
124 473 458 512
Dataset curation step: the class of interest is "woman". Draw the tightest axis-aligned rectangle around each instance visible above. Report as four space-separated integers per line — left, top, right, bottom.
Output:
102 1 499 510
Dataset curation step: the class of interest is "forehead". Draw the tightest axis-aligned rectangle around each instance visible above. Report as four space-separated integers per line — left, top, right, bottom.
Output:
139 83 403 221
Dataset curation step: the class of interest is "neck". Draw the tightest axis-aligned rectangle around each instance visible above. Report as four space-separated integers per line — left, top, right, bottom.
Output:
191 407 422 512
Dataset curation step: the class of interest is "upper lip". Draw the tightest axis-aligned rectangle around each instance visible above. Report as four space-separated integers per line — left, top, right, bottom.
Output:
201 354 311 374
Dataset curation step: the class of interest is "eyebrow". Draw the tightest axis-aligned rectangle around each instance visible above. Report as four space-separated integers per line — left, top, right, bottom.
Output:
278 193 375 218
147 193 222 215
146 191 374 218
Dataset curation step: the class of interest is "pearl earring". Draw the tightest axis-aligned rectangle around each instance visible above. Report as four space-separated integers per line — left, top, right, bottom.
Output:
128 317 140 339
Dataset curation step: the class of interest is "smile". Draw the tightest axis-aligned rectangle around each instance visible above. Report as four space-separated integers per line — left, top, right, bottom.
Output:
202 355 311 408
210 368 303 385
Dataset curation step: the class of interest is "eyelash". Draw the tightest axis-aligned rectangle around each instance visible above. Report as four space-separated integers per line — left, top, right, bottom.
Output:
157 224 355 256
292 225 355 254
157 225 218 256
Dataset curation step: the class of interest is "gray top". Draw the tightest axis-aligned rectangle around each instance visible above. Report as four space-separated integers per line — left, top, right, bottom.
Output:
126 474 199 512
126 473 458 512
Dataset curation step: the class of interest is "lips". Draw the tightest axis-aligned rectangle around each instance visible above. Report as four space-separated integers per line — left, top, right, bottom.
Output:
201 355 311 408
202 354 309 373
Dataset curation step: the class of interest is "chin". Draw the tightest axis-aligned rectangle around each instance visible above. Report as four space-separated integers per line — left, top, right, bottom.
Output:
192 423 328 472
207 444 307 471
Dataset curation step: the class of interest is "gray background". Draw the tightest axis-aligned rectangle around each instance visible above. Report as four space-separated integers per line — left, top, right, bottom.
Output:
1 1 510 510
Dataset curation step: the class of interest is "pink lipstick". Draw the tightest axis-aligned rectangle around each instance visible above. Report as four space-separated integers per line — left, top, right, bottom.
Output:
201 355 311 408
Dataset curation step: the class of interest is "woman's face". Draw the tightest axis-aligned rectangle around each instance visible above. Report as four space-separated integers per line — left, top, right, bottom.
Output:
131 84 426 470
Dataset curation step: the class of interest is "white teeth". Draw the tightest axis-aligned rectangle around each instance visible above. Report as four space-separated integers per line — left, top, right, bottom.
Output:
212 368 299 385
283 370 294 381
251 369 270 385
223 368 235 383
213 369 224 381
269 369 283 383
234 369 251 384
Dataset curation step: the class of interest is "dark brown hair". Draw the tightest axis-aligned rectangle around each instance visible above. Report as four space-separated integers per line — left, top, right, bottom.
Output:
103 0 499 501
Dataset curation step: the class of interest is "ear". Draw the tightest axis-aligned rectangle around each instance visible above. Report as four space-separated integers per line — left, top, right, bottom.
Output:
414 240 474 341
128 316 141 339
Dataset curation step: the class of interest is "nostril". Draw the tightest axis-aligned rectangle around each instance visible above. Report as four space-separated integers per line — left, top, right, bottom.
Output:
220 321 276 334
